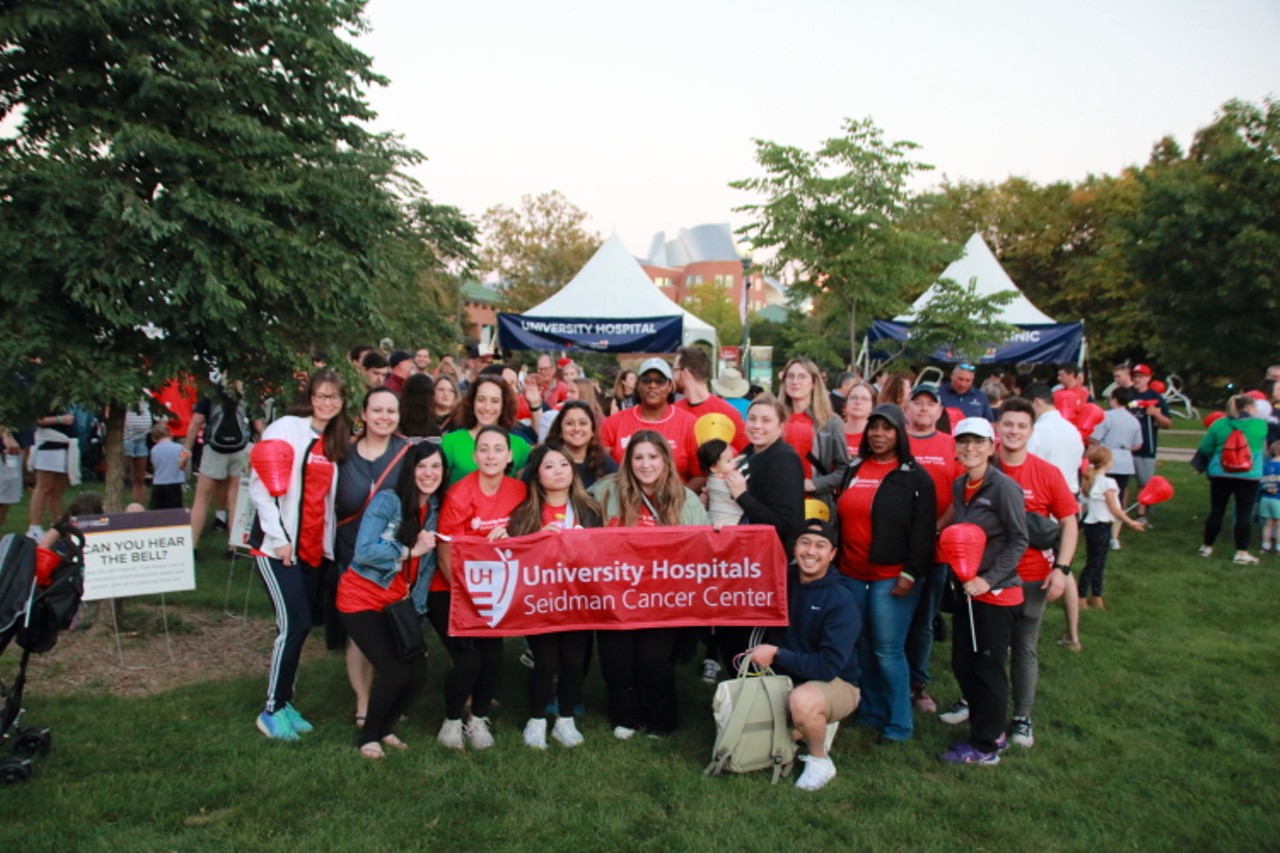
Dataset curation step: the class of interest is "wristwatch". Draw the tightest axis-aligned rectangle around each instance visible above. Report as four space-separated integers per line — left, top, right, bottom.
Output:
1053 563 1072 576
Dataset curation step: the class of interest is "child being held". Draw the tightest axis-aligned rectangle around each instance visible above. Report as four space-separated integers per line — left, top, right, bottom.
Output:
1260 440 1280 553
697 438 746 528
149 423 185 510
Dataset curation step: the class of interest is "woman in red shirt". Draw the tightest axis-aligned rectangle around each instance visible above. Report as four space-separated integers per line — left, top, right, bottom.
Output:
337 442 448 759
507 443 603 749
781 358 849 514
835 404 936 743
433 426 527 750
841 381 875 460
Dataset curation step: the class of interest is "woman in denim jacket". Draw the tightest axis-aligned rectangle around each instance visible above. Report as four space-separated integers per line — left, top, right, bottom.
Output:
336 442 450 759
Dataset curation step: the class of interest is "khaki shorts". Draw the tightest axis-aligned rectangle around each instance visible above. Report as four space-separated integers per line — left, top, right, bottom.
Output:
199 447 248 480
813 678 861 723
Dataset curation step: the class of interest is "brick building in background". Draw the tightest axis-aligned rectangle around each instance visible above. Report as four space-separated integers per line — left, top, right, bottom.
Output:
639 223 785 314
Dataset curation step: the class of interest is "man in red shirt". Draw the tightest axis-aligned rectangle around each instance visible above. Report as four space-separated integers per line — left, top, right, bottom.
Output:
994 397 1079 749
599 358 700 482
672 346 747 452
904 382 962 713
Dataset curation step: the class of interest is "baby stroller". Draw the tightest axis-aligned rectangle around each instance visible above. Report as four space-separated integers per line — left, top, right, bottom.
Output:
0 526 85 785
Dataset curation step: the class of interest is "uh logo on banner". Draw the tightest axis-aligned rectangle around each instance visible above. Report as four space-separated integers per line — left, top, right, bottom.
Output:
448 526 788 637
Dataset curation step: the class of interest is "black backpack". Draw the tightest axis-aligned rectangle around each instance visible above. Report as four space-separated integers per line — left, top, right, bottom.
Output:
206 395 249 453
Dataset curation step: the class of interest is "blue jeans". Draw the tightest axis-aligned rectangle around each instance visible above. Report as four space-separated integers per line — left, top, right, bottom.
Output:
850 576 921 741
906 562 948 687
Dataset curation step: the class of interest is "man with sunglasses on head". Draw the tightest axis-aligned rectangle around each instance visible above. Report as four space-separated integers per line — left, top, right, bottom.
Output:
940 362 996 422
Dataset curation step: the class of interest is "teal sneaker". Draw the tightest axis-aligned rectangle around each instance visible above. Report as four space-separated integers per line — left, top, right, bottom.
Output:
256 710 299 741
280 703 314 734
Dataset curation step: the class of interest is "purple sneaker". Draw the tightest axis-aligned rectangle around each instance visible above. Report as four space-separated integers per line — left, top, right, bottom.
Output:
939 742 1000 765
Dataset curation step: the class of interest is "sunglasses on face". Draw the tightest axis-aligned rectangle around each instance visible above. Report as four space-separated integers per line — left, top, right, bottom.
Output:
638 375 669 386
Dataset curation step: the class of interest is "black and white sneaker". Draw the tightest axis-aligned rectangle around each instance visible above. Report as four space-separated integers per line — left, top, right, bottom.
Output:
939 699 970 725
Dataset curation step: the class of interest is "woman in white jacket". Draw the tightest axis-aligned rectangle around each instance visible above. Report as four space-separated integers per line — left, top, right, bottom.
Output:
248 369 351 740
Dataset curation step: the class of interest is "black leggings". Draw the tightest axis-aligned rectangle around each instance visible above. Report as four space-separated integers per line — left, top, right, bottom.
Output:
427 591 503 719
340 609 428 747
527 631 591 719
1079 522 1112 597
597 628 678 734
1203 477 1260 551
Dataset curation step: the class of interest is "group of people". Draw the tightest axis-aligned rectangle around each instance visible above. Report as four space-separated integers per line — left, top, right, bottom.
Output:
18 341 1273 792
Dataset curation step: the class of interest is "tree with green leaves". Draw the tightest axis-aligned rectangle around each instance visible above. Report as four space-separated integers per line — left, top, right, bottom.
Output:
901 276 1017 364
682 280 743 348
732 117 952 365
1124 97 1280 385
479 191 601 312
0 0 449 509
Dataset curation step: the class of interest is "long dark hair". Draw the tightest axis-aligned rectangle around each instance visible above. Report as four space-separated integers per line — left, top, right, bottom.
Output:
302 368 351 464
617 429 685 526
458 375 517 430
399 372 439 438
508 443 602 536
393 442 450 549
547 400 610 480
354 386 400 441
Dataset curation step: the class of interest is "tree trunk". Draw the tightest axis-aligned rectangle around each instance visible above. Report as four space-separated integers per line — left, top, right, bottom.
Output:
102 404 125 512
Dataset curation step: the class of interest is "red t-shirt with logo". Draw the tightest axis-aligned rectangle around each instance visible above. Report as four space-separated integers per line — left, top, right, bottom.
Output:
784 413 816 479
675 395 748 452
599 406 701 481
1000 453 1079 583
844 429 863 461
908 431 963 519
296 438 334 567
836 458 902 581
435 472 526 591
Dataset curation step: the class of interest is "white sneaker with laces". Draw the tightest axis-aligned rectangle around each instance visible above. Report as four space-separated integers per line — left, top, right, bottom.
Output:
1233 552 1259 565
523 718 548 749
551 717 585 747
1197 545 1213 557
1011 716 1035 748
939 699 969 725
613 725 637 741
465 716 495 749
794 755 837 791
437 718 465 750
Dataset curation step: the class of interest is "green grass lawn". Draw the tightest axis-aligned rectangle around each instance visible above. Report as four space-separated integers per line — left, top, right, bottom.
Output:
2 462 1278 851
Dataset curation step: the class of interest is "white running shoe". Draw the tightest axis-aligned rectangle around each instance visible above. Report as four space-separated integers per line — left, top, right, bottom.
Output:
522 718 547 750
794 755 837 791
465 716 494 749
1233 552 1259 565
1197 545 1213 557
437 718 465 750
551 717 585 747
939 699 970 725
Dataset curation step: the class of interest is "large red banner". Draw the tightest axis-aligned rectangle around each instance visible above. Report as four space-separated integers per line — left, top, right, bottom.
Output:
448 525 788 637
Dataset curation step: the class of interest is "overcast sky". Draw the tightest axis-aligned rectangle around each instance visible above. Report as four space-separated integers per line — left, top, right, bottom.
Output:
354 0 1279 257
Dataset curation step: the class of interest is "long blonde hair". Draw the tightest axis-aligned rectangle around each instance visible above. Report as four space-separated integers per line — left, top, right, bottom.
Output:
616 430 686 526
780 358 835 424
1081 445 1112 497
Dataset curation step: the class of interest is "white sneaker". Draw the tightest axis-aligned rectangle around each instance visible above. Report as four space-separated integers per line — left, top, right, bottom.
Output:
551 717 585 747
700 658 722 685
1262 542 1273 553
25 525 43 541
437 718 465 750
1011 716 1035 748
1197 545 1213 557
522 718 548 750
939 699 970 725
613 725 637 741
1233 552 1260 565
1109 538 1121 551
794 755 837 791
465 716 495 750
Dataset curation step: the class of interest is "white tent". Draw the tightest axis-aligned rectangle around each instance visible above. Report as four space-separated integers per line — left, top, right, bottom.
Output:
523 234 717 348
894 232 1056 324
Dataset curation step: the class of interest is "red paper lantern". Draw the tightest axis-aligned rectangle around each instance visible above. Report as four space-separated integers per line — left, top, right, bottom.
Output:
1203 411 1225 428
1053 390 1081 423
1137 475 1174 507
34 547 61 587
250 439 294 497
1149 379 1167 394
939 523 986 582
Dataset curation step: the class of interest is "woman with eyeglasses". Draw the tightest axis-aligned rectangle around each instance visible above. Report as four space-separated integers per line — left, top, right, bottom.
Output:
248 368 352 741
842 381 876 459
780 358 849 514
598 357 700 481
